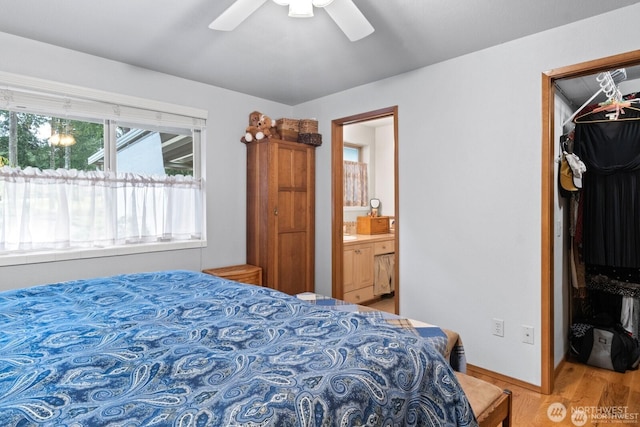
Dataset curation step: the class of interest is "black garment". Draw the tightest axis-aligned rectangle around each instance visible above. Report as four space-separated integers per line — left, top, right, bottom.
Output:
574 106 640 268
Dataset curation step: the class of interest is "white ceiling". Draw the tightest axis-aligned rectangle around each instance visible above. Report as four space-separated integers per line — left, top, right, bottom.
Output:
0 0 638 105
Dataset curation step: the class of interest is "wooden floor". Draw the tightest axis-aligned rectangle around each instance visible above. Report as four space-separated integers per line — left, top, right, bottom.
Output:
366 294 396 313
366 295 640 426
472 359 640 426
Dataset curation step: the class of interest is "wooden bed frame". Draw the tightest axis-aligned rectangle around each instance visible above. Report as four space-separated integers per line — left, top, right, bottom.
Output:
456 372 512 427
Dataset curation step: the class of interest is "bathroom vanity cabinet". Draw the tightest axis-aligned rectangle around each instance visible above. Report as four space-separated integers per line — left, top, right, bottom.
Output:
343 241 375 303
342 235 395 304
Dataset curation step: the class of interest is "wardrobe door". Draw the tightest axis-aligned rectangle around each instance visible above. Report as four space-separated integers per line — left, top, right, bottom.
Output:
247 139 315 295
269 141 315 295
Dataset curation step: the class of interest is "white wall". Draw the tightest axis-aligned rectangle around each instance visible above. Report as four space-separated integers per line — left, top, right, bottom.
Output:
0 31 293 289
374 125 395 217
341 123 395 220
296 4 640 385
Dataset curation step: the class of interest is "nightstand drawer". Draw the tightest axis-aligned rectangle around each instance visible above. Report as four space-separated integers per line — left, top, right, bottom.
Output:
202 264 262 285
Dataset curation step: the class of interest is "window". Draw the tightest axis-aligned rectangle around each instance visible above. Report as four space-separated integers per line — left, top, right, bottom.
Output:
2 112 104 171
343 145 368 207
344 145 360 162
0 73 206 261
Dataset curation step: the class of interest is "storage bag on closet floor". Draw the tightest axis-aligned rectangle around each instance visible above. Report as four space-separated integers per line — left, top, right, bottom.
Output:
570 321 640 372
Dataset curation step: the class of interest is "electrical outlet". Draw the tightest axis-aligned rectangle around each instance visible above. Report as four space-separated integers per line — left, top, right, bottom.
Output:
522 325 534 344
492 318 504 337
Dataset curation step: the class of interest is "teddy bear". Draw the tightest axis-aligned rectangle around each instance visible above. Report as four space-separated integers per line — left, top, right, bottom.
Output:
242 111 279 143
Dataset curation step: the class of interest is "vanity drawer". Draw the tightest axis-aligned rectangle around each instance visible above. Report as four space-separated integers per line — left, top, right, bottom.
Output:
374 240 394 255
343 286 375 304
357 216 390 234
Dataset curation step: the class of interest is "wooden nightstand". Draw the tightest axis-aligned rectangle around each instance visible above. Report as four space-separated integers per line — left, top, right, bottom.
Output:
202 264 262 286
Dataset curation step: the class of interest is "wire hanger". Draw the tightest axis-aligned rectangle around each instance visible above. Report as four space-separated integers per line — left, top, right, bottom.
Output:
561 69 627 126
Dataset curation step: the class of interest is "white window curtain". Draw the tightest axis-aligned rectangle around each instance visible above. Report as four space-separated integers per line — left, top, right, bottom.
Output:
0 167 202 252
344 160 368 207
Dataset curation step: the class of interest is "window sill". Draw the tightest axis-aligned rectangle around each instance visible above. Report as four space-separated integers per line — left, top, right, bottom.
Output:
0 240 207 267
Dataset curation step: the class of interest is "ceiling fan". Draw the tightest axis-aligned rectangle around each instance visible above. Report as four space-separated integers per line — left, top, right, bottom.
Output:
209 0 374 42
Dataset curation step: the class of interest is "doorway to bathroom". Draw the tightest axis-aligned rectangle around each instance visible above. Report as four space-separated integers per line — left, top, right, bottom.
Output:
331 106 399 314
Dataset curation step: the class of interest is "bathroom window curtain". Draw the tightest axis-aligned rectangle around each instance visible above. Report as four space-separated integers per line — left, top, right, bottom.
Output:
344 160 368 207
0 167 202 252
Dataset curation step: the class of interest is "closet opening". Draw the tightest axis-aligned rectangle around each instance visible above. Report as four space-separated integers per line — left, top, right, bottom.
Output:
542 49 640 395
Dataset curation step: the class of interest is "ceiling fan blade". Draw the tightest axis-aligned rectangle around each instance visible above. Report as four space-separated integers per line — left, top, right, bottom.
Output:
209 0 268 31
323 0 373 42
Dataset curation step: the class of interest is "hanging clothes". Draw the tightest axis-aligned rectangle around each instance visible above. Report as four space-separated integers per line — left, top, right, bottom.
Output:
621 296 638 338
573 105 640 268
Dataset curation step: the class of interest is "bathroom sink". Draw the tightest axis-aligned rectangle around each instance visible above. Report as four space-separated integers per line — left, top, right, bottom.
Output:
343 235 358 241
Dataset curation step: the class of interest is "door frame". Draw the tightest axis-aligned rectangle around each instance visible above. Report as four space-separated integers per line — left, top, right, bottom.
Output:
331 106 399 313
541 49 640 394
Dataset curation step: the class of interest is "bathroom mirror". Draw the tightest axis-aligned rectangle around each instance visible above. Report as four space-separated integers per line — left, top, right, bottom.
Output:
370 198 380 217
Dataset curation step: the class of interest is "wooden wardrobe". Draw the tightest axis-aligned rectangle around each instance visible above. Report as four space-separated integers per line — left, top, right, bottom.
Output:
246 138 315 295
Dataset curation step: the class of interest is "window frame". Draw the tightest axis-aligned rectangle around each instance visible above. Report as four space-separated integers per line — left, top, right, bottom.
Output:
343 144 361 162
0 72 208 267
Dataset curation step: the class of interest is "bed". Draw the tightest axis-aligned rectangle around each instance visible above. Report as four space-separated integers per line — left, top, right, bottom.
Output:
0 270 478 426
295 292 468 372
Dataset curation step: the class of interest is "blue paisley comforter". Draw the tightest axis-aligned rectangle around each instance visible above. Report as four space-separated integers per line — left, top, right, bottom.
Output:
0 270 477 426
